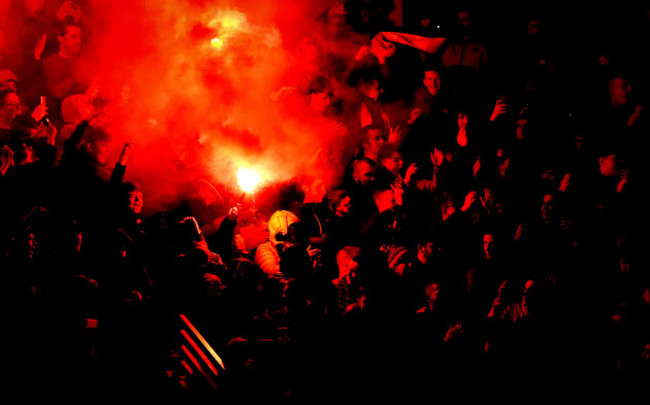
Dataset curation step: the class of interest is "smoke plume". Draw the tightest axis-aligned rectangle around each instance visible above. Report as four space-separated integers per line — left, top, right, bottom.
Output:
85 0 366 214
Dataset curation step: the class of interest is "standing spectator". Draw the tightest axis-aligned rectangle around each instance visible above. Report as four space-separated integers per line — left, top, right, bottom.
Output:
42 20 90 104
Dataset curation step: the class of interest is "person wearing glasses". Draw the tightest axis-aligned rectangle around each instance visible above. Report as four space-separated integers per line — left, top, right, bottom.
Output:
0 88 23 145
0 88 50 146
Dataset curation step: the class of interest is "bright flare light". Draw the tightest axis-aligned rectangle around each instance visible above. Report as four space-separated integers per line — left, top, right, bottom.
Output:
206 10 250 52
237 168 261 193
210 37 224 49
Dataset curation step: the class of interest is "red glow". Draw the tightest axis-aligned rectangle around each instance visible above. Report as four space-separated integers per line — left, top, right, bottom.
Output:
80 1 367 212
209 9 249 32
207 10 249 51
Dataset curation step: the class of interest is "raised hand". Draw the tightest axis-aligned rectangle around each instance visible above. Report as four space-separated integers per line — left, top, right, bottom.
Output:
33 34 47 61
473 156 481 178
514 223 526 242
227 205 240 221
404 163 417 186
408 108 422 124
493 279 510 307
355 45 372 62
388 126 403 144
617 169 629 194
391 180 404 206
558 173 571 192
461 190 478 212
479 187 494 213
46 122 58 146
119 143 130 166
443 322 464 342
490 99 508 122
1 145 15 174
430 148 444 169
307 244 322 269
31 100 48 122
627 105 643 127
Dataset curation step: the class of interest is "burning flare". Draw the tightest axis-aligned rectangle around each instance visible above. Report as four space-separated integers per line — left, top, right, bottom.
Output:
237 168 261 193
206 9 250 50
210 37 224 49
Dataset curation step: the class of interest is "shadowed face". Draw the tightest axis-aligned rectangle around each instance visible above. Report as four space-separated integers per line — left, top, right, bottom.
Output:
458 11 470 28
483 234 495 260
298 36 318 65
59 25 82 57
336 194 351 216
309 91 333 112
516 118 528 140
57 1 82 23
128 190 143 214
423 70 441 96
426 282 440 304
1 92 22 124
362 79 382 102
364 128 385 157
541 193 554 222
353 161 376 186
458 113 468 130
609 77 631 107
599 153 619 177
86 140 111 164
382 150 403 176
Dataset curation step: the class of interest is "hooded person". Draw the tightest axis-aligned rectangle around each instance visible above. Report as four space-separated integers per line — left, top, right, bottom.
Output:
254 210 301 278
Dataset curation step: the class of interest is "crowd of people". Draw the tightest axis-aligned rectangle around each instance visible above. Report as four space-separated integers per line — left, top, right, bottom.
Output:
2 1 650 402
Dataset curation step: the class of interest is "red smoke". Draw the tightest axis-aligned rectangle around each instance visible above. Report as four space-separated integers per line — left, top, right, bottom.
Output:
84 0 365 214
